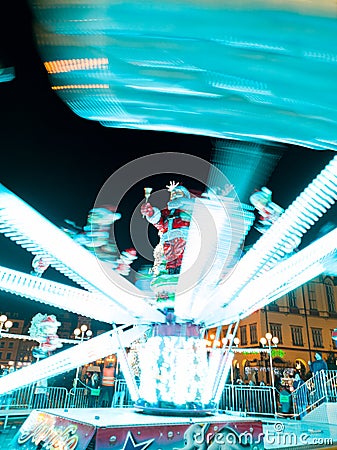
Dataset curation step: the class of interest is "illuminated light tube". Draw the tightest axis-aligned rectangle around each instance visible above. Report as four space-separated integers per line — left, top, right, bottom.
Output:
0 265 132 324
198 155 337 323
200 348 222 404
254 264 323 311
206 227 337 326
213 351 235 404
175 196 232 321
0 184 163 324
175 196 254 322
0 325 148 395
44 58 109 74
51 84 109 90
116 344 140 402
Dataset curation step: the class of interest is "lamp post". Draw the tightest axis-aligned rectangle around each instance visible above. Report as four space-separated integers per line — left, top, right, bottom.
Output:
260 333 279 414
0 315 13 337
0 315 13 367
73 325 92 391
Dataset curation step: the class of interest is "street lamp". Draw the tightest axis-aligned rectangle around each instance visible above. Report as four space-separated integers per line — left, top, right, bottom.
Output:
0 315 13 337
73 324 93 341
73 325 92 391
260 333 279 414
233 337 240 346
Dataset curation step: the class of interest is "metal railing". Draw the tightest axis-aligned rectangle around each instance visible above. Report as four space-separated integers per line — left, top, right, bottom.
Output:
219 384 276 416
112 380 134 407
66 387 89 408
292 370 337 418
2 371 337 425
0 380 134 414
0 384 69 411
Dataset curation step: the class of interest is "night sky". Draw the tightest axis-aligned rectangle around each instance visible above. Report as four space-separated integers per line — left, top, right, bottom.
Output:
0 1 336 325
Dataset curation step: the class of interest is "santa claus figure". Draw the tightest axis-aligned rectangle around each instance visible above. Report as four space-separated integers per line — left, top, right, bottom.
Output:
141 181 194 275
30 255 51 277
62 205 137 276
249 187 284 233
29 313 63 359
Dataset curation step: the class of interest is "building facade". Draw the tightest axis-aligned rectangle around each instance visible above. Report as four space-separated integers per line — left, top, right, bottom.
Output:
0 314 25 369
228 275 337 383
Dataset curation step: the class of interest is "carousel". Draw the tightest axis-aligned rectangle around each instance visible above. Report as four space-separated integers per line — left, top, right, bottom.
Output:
1 0 337 448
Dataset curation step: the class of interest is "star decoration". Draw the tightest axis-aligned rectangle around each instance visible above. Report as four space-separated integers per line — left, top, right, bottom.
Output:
122 431 154 450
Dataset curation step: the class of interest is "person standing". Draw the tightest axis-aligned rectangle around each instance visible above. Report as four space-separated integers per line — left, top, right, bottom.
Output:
308 352 328 374
99 363 115 407
87 372 101 408
293 373 308 418
279 386 292 415
308 352 328 403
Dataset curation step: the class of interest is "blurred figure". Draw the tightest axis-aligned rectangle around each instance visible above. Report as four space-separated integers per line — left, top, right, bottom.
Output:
293 373 305 390
62 205 137 276
29 314 63 359
308 351 328 374
293 373 308 418
250 186 301 251
250 187 284 233
86 372 101 407
30 255 51 277
279 385 292 415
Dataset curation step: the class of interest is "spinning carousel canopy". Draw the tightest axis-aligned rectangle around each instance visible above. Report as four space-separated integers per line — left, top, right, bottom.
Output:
30 0 337 150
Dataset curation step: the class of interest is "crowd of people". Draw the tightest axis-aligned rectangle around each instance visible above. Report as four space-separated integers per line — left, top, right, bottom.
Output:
231 351 331 418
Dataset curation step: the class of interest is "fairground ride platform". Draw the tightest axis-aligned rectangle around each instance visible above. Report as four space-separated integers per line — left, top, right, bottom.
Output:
9 407 264 449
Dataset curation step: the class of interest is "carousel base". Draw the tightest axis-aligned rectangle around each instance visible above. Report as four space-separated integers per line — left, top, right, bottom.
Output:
134 405 216 417
9 407 264 449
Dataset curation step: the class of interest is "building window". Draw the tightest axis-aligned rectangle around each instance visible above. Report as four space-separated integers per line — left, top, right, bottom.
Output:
6 353 11 360
268 302 279 312
250 323 258 344
239 325 247 345
331 330 337 349
291 326 304 346
0 342 5 348
288 291 297 309
11 321 19 328
325 279 336 313
312 328 323 348
0 352 2 359
8 342 14 349
308 283 317 311
270 323 283 344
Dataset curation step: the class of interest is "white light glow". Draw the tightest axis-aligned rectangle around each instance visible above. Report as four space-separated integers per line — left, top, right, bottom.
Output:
175 195 253 322
138 335 210 408
0 325 148 395
260 337 267 346
199 155 337 324
0 184 163 324
0 265 133 324
207 227 337 326
213 351 235 404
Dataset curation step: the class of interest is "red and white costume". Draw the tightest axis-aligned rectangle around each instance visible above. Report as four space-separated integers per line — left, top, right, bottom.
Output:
141 183 193 274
